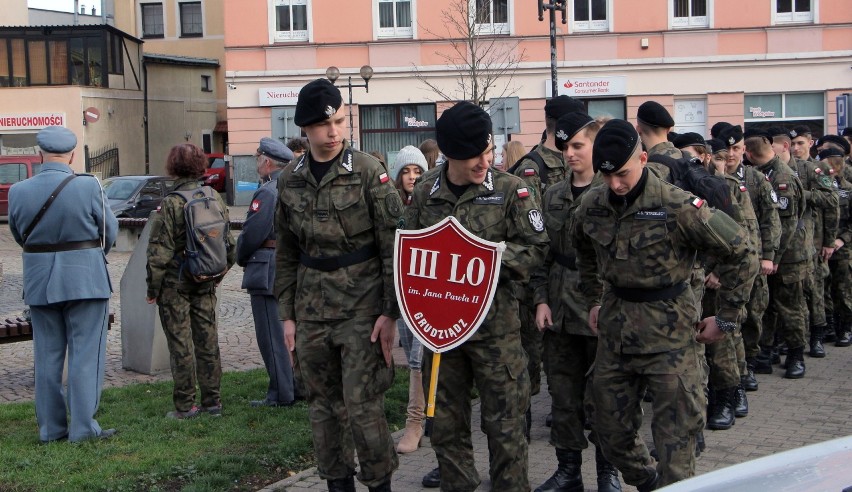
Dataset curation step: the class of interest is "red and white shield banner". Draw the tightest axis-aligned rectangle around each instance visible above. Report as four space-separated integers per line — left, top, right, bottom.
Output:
394 216 505 353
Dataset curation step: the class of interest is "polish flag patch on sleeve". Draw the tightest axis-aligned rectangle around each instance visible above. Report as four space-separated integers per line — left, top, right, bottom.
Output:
691 197 704 209
523 168 537 176
517 187 530 198
379 172 389 184
251 199 261 211
778 183 788 191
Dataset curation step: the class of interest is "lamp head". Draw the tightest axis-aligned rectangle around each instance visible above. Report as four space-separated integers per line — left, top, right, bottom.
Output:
325 66 340 84
359 65 374 82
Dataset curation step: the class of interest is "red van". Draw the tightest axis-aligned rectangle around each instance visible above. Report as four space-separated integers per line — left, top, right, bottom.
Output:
203 153 227 192
0 155 43 218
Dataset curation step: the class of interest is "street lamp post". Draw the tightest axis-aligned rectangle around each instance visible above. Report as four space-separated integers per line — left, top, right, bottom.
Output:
325 65 374 148
538 0 567 98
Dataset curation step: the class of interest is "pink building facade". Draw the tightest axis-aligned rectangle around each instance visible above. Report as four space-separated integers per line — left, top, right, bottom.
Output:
224 0 851 167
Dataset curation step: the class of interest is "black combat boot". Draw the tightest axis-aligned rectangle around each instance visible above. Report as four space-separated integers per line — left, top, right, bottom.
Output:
595 446 622 492
368 482 392 492
754 346 773 374
695 430 706 457
783 346 806 379
836 319 852 347
327 476 356 492
809 324 826 357
635 468 659 492
706 387 736 430
421 467 440 488
534 448 583 492
741 359 759 391
734 384 748 418
824 312 836 343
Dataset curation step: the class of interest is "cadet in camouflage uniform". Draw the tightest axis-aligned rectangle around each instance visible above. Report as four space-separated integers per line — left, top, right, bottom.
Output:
573 119 757 491
744 130 809 379
768 127 838 358
637 101 683 160
146 143 236 419
274 79 403 492
404 102 548 492
719 125 781 382
530 113 621 492
820 147 852 346
511 95 583 424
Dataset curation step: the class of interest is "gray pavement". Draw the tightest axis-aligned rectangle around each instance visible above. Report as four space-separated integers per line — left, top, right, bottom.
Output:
2 209 852 491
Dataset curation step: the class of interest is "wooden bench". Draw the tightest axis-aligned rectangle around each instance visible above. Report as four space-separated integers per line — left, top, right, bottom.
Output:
0 313 115 345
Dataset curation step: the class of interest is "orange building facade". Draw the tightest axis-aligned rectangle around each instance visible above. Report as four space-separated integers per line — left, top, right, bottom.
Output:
224 0 852 165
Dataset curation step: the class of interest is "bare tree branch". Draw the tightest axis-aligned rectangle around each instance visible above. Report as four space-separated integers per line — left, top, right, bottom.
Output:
413 0 526 106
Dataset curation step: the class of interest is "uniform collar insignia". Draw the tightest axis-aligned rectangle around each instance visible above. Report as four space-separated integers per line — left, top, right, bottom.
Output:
737 166 744 178
340 149 354 173
294 154 306 172
483 169 494 191
430 174 441 196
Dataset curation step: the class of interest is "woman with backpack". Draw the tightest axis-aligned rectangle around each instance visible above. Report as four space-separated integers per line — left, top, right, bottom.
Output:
146 143 236 419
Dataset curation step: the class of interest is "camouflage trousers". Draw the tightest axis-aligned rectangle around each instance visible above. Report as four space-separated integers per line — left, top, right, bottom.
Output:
592 340 706 489
762 263 808 350
742 274 769 359
158 285 222 411
804 256 829 327
294 317 397 487
827 258 852 322
520 301 543 396
426 331 530 492
701 288 744 388
543 329 598 451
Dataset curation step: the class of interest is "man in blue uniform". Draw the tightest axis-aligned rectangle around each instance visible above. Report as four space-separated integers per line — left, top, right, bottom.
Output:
8 126 118 443
237 137 298 407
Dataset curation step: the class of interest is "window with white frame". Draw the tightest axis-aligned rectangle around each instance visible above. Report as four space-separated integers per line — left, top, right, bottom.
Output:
573 0 607 32
179 2 203 37
672 0 708 28
141 2 164 38
273 0 308 42
472 0 509 35
378 0 413 38
775 0 813 23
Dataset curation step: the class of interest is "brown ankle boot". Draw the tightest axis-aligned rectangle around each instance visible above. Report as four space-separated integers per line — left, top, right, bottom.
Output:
397 370 424 453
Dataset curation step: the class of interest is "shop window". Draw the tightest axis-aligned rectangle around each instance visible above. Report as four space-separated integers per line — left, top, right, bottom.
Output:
377 0 413 38
744 92 824 138
472 0 509 35
141 3 165 39
180 2 203 37
361 104 437 163
671 0 709 28
586 98 625 120
774 0 813 24
573 0 608 32
273 0 309 42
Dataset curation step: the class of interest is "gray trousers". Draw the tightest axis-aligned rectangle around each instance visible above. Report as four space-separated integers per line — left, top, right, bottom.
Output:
30 299 109 442
250 294 296 403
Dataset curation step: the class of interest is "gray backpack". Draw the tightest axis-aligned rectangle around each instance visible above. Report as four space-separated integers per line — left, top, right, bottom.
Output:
170 186 229 283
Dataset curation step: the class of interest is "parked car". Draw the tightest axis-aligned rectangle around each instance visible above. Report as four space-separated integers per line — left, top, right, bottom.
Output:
203 153 226 192
102 175 174 218
0 155 43 218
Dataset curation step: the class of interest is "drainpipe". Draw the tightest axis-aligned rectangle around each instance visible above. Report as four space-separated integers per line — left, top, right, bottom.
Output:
143 60 149 175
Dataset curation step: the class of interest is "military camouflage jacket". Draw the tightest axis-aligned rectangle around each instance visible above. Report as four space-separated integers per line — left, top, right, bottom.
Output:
529 171 603 336
832 175 852 261
732 164 781 262
146 178 236 298
786 156 839 250
647 141 683 159
704 173 760 274
403 166 549 340
573 169 758 354
511 144 566 199
274 143 404 322
756 156 809 267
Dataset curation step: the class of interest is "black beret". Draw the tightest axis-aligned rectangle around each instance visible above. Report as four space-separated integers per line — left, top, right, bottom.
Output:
718 125 744 147
817 134 851 155
818 147 845 160
673 132 706 150
710 121 733 139
744 128 773 144
593 119 641 174
764 126 790 138
667 131 679 142
545 95 585 120
554 112 594 151
637 101 674 128
436 102 493 160
257 137 294 163
706 138 727 154
294 79 343 127
842 127 852 137
789 125 812 139
37 126 77 153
